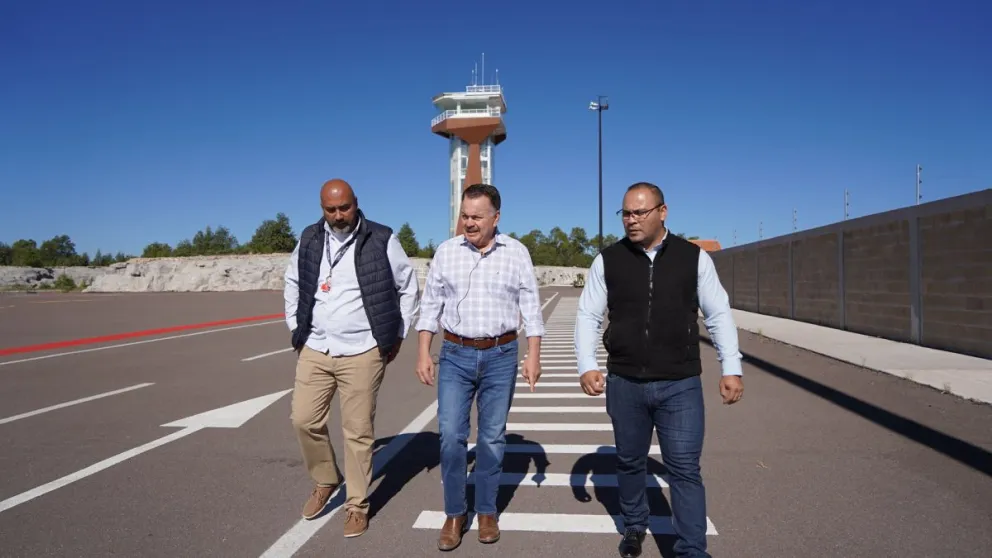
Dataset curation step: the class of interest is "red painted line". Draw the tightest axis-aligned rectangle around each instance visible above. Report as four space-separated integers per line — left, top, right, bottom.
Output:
0 313 284 356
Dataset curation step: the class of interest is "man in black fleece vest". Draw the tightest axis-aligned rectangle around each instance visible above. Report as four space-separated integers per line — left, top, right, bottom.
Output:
574 182 743 558
283 179 419 538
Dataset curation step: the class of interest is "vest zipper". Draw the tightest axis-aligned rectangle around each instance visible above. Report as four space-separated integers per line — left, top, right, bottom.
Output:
644 259 653 374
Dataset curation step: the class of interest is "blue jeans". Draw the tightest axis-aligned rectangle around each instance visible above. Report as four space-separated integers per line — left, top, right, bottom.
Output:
437 339 518 516
606 373 709 558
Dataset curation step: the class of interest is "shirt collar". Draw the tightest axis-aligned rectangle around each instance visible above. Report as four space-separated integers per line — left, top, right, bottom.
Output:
460 228 507 253
324 215 362 242
642 228 669 254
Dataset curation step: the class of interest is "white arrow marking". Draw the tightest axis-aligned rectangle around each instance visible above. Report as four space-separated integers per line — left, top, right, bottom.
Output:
0 389 291 514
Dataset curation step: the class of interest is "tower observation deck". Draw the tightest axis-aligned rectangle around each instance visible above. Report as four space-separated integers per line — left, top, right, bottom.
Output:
430 62 507 238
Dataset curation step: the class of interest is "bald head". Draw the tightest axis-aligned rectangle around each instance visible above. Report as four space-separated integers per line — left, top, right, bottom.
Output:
320 178 359 233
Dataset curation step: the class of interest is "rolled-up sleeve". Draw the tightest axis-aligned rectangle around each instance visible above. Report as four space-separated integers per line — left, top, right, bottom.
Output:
517 244 545 337
415 246 445 333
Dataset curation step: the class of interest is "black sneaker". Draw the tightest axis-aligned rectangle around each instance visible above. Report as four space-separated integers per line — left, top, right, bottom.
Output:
618 527 646 557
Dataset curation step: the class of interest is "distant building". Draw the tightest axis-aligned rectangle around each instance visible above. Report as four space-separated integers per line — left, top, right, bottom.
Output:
689 239 722 252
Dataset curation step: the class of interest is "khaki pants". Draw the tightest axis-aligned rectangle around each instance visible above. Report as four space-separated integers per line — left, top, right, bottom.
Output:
290 345 385 514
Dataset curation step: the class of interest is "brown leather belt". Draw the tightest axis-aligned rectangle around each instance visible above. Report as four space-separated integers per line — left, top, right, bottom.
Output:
443 329 518 349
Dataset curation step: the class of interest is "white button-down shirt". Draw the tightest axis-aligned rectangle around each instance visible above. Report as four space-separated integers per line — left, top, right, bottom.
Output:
415 231 545 338
284 218 419 356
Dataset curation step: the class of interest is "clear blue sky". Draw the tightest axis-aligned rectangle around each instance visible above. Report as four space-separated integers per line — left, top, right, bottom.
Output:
2 0 989 257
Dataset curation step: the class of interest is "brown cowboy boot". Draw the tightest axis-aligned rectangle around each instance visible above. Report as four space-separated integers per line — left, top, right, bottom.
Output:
478 513 500 543
437 514 467 551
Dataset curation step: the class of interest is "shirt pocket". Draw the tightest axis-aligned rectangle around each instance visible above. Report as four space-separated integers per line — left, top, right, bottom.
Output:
486 258 518 299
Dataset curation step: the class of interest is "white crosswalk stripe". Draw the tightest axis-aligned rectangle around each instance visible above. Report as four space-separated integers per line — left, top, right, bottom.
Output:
412 296 720 538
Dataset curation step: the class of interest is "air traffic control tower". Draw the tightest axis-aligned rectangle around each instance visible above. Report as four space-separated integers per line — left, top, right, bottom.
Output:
430 69 507 238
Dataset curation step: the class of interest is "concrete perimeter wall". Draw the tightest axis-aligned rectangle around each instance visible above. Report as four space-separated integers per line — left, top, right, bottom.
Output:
710 189 992 360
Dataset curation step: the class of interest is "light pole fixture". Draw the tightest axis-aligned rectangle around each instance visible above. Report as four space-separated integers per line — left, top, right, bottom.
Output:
588 95 608 253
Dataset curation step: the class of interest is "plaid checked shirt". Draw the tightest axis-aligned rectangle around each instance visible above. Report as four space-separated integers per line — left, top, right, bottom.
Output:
415 231 545 338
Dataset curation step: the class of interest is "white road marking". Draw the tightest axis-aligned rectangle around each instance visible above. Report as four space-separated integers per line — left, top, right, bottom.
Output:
413 511 719 535
466 472 669 488
508 422 612 431
468 443 659 455
513 393 594 399
0 383 154 425
257 293 560 557
0 320 283 368
510 406 604 413
0 389 290 514
242 348 293 361
517 382 582 388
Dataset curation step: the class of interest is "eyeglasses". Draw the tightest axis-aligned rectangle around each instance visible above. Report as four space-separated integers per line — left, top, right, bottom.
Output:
617 204 662 220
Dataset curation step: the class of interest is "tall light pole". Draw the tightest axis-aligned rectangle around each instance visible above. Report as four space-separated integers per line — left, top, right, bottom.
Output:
916 164 923 205
589 95 609 252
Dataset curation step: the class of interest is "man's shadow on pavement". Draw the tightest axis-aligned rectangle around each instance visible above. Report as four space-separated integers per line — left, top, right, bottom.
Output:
464 433 551 514
306 432 441 521
571 446 677 558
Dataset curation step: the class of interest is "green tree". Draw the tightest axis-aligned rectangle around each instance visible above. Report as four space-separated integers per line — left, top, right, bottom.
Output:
396 223 420 257
11 239 42 267
0 242 12 265
417 239 437 259
249 212 296 253
39 234 78 266
191 226 239 255
142 242 174 258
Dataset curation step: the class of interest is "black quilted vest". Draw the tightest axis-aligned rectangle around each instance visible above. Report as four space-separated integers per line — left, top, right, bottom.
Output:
290 212 401 357
601 233 703 381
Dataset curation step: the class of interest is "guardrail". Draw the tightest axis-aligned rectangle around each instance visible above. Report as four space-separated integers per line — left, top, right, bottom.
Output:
465 85 502 93
431 106 502 127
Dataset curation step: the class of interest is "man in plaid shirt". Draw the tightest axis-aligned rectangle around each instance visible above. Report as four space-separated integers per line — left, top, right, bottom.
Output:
415 183 546 551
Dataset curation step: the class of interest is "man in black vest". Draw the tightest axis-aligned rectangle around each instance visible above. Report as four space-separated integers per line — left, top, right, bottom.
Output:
574 182 743 558
283 179 419 538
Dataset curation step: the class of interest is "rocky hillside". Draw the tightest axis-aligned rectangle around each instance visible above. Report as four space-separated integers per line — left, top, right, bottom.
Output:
1 254 590 292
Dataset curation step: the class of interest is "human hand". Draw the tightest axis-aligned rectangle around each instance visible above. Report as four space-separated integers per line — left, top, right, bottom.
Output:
415 351 435 386
521 353 541 392
579 370 605 396
719 375 744 404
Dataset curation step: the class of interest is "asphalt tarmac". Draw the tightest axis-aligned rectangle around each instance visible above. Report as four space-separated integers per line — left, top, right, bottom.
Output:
1 288 990 557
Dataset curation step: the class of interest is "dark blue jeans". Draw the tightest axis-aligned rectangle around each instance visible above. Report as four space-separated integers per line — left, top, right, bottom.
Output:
437 339 518 517
606 372 709 558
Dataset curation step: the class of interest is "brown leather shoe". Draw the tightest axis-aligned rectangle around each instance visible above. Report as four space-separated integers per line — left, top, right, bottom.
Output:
343 510 368 538
302 484 336 519
478 513 500 544
437 514 467 551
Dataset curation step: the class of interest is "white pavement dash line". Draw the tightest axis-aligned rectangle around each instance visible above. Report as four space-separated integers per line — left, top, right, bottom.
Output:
466 472 669 488
508 422 612 431
0 383 155 425
0 320 284 368
516 382 580 388
242 348 293 362
468 443 660 455
513 393 593 399
257 292 559 558
413 511 718 535
510 406 604 413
